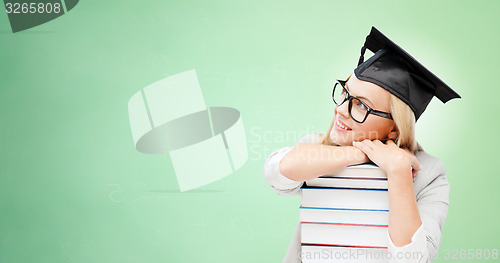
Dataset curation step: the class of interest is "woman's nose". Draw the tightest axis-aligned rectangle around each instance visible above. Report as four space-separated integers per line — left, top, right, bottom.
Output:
335 100 350 118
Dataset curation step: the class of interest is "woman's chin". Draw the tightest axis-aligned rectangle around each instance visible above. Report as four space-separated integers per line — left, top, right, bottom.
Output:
330 133 352 146
336 141 353 146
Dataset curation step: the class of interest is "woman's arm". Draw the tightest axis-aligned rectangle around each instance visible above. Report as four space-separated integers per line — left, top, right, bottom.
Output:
385 159 449 263
387 166 422 246
264 134 368 196
353 139 449 262
279 143 369 182
353 139 423 245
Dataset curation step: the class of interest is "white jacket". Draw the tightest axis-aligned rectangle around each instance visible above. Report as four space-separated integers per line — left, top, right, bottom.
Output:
263 134 449 263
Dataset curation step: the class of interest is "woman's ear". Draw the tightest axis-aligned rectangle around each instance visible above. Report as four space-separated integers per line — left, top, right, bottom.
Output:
388 125 398 140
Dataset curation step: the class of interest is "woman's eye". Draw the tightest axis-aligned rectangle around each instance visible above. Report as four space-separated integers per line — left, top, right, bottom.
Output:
354 100 368 110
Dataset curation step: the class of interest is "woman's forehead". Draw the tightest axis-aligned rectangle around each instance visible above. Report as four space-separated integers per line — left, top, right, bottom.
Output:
346 75 391 108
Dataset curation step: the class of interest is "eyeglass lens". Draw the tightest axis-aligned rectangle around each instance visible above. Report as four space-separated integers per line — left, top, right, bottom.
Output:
332 82 369 123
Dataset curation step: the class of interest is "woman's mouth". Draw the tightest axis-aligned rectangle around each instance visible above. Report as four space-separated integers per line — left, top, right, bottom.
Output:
335 119 352 131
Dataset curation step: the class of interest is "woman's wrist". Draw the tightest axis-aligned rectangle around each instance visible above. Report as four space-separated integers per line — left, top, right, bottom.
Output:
344 146 370 166
387 165 413 185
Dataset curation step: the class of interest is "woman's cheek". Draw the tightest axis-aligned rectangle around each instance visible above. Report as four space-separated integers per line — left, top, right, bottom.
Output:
352 131 362 142
353 128 368 141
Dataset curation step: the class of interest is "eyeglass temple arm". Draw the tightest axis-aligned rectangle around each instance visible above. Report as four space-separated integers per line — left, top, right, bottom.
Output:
370 110 393 120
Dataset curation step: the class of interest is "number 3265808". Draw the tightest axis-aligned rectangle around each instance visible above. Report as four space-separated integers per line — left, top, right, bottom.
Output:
436 249 498 260
5 2 62 14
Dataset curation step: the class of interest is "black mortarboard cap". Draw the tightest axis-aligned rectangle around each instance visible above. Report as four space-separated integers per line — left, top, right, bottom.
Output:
354 27 461 121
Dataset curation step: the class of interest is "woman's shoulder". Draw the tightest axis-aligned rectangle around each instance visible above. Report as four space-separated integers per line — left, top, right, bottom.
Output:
415 150 446 173
296 133 325 144
413 150 448 194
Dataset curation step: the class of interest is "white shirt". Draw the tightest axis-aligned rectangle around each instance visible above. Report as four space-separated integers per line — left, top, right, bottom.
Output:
263 133 449 263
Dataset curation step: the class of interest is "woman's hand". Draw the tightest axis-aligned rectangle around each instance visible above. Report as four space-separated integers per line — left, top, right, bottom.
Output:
352 139 421 180
351 145 371 165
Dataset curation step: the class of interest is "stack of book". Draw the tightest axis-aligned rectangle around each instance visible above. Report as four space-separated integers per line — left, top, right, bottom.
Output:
300 163 390 263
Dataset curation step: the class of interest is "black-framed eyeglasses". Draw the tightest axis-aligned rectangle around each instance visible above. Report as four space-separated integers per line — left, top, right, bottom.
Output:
332 80 393 123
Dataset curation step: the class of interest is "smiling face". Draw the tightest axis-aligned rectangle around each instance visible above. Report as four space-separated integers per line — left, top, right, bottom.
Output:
330 73 398 146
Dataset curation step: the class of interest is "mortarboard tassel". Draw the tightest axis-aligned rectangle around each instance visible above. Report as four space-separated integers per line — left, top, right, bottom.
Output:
358 45 367 66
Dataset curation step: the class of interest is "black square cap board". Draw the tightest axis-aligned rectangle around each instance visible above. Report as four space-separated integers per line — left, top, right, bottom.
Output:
354 26 461 121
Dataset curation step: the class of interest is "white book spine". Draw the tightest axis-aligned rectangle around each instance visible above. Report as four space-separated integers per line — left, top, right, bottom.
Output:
301 188 389 210
300 207 389 225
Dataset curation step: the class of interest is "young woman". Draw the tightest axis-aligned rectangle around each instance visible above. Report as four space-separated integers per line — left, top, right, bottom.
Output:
263 27 460 263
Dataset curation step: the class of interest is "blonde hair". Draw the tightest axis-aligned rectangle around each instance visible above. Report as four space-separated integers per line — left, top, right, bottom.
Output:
319 93 424 154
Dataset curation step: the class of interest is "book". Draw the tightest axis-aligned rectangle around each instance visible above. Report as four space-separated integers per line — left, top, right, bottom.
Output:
321 163 386 179
300 245 389 263
300 206 389 226
301 222 388 248
305 163 387 189
305 177 387 189
301 187 389 210
300 163 391 262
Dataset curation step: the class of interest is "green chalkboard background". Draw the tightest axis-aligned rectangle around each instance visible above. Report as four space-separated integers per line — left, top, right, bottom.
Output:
1 0 499 262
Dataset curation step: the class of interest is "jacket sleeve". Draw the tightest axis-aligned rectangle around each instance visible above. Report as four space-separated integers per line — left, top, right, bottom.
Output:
387 158 449 263
263 134 322 196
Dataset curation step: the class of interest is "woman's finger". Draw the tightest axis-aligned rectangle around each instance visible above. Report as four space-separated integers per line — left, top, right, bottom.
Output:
386 139 397 147
412 158 422 172
406 151 422 172
353 141 374 154
361 139 376 150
